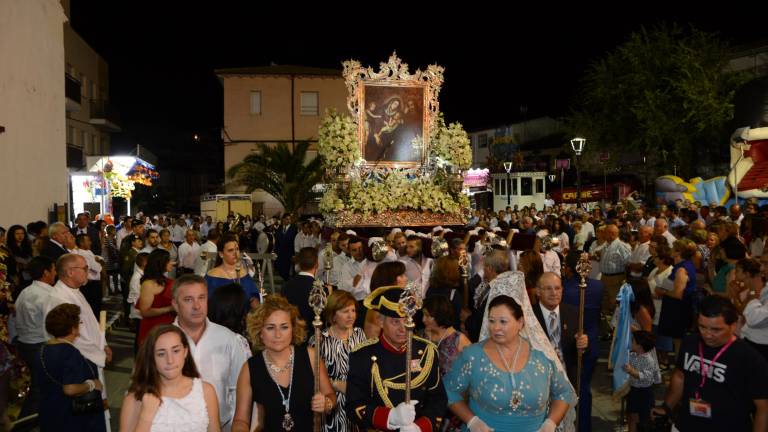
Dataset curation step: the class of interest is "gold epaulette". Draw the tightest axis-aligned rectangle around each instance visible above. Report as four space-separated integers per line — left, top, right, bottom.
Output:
352 337 379 353
412 335 437 350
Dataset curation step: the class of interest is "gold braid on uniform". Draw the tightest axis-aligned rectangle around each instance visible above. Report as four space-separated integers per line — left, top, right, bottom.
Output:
372 339 437 408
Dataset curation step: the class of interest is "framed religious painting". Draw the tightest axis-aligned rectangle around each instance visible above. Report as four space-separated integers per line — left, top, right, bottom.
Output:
343 53 444 169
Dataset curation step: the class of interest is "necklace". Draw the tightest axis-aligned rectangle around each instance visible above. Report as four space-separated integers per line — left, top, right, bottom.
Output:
264 349 293 374
432 327 451 347
495 339 524 410
263 346 295 430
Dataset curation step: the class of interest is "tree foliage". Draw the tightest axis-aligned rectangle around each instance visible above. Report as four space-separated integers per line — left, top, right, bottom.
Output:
568 24 749 177
226 141 324 214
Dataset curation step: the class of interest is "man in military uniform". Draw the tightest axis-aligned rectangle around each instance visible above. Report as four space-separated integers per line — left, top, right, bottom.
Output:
347 286 447 432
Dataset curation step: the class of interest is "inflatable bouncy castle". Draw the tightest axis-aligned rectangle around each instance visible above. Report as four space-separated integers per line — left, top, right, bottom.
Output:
656 76 768 206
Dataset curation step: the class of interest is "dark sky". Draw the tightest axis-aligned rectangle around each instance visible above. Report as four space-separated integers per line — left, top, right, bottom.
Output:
69 3 768 168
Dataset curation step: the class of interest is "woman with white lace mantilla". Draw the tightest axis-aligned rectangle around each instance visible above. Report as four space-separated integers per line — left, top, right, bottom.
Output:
444 271 577 432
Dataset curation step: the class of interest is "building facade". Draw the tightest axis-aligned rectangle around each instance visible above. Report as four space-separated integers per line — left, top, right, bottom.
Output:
63 0 119 171
216 66 347 216
0 0 68 227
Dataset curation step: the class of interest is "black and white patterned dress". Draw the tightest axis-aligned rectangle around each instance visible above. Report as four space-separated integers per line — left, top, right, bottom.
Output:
310 327 368 432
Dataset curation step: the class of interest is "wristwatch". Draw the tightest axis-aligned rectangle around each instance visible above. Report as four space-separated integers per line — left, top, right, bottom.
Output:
325 396 334 413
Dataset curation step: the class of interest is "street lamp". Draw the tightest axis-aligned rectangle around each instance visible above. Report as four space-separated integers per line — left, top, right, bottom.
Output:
570 137 586 208
555 158 570 204
503 161 513 206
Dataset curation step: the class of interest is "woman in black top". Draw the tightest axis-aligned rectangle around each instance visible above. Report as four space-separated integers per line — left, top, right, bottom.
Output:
232 295 336 432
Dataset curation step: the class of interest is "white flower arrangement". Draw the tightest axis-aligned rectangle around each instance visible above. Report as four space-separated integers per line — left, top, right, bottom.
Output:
317 109 360 172
429 114 472 170
323 171 468 216
317 111 471 219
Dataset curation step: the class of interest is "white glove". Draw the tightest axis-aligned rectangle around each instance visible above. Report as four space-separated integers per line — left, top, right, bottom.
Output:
387 400 418 428
399 424 421 432
467 415 494 432
537 418 557 432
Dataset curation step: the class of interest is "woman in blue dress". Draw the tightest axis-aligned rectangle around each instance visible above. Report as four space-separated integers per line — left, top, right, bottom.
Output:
445 295 575 432
205 233 261 310
445 271 577 432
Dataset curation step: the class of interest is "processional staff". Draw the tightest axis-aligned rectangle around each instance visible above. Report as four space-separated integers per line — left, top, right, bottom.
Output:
575 253 591 395
398 281 423 403
309 279 328 432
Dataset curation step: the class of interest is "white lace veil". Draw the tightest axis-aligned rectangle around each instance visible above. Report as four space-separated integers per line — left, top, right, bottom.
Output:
479 270 577 432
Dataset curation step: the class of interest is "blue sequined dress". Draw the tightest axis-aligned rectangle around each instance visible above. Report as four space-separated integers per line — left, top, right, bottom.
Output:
444 340 576 431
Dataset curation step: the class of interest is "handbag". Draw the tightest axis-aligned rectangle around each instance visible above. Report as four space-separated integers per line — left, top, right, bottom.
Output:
40 343 103 415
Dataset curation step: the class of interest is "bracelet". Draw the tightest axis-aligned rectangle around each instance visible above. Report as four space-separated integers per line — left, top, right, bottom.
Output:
324 396 334 413
467 416 480 427
85 379 95 392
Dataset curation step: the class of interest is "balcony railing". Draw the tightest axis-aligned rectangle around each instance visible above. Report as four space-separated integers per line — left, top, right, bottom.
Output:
89 99 121 132
65 74 81 111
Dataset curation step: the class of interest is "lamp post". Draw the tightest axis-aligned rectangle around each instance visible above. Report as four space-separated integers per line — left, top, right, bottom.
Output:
555 158 571 206
570 137 586 208
503 161 513 206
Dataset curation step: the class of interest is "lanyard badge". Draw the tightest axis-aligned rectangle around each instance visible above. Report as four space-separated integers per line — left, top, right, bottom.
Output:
690 336 735 418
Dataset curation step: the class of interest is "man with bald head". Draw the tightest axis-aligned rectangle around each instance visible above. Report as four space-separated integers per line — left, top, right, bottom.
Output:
40 222 72 261
628 225 653 279
533 272 588 383
653 216 676 248
597 224 631 327
729 203 744 226
45 254 111 371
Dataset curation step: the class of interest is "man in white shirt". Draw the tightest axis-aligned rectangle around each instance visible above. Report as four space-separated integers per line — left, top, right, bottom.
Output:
581 214 596 240
194 229 220 276
399 235 434 296
171 218 187 245
140 229 160 254
172 275 251 429
627 225 652 278
12 256 56 418
653 217 676 248
128 253 149 332
177 229 201 274
316 231 340 283
73 234 104 315
200 216 214 239
340 237 371 300
116 216 133 249
598 224 632 318
330 233 351 287
294 222 316 253
45 254 112 402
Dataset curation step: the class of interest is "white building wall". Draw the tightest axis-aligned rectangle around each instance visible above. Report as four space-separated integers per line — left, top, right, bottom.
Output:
0 0 68 227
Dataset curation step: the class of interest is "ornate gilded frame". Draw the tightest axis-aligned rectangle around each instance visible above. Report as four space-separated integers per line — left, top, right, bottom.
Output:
343 52 444 169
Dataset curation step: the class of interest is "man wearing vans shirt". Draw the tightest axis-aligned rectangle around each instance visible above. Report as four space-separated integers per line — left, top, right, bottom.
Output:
652 296 768 431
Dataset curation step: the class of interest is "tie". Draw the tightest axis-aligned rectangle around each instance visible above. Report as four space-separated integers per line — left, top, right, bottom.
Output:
549 311 563 363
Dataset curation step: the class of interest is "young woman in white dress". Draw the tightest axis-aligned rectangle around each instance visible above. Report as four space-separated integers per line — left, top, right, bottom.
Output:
120 325 220 432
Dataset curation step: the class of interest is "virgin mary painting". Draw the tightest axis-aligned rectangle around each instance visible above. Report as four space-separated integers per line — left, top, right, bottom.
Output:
363 84 425 164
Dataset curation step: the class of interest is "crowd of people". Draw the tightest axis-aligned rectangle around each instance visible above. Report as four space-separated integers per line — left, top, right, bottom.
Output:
1 197 768 431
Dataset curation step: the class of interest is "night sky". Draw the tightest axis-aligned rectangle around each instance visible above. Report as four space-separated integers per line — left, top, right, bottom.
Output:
69 3 768 175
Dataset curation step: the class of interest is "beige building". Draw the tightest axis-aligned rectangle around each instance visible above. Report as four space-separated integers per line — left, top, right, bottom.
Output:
63 0 118 169
216 66 347 216
0 0 68 228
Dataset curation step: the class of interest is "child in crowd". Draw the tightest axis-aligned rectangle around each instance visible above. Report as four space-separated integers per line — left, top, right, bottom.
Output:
623 330 662 432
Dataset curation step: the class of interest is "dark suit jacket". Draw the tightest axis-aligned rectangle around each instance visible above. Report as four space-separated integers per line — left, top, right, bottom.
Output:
533 301 580 383
282 274 316 328
71 224 101 255
274 224 297 277
40 239 69 262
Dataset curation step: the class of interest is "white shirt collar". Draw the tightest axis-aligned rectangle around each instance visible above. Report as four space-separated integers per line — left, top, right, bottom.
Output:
539 302 560 317
298 271 315 278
